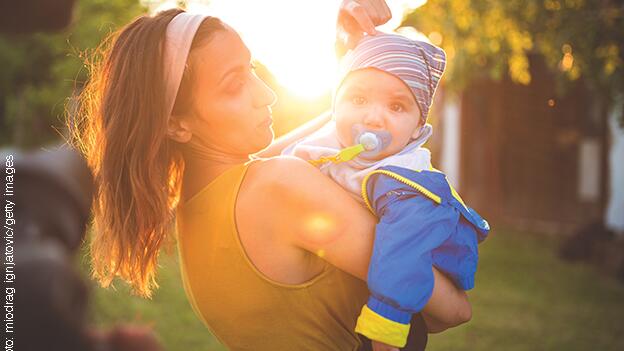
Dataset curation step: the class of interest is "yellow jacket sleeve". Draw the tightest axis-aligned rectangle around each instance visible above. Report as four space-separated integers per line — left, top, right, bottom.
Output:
355 304 411 348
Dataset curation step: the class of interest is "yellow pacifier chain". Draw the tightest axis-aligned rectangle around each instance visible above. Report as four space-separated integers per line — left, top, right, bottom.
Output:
308 132 379 167
308 144 366 167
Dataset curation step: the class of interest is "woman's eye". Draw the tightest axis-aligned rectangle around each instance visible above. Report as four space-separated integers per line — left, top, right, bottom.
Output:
226 77 246 94
352 96 366 105
390 103 404 112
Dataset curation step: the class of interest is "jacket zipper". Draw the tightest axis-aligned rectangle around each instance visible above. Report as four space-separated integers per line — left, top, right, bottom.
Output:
361 170 442 214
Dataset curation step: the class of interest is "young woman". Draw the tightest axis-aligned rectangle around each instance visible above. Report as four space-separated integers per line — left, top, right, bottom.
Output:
69 2 471 350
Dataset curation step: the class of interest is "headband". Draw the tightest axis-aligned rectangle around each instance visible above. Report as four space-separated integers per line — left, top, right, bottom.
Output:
163 12 210 119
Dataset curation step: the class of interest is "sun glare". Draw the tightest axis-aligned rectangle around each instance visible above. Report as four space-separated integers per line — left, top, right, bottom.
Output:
149 0 427 99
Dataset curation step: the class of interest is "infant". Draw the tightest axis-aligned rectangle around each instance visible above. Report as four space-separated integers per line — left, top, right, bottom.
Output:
283 32 490 348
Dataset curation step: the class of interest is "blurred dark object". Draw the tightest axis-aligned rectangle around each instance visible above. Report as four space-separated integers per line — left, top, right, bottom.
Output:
560 220 624 283
89 325 165 351
11 145 93 249
1 10 89 348
4 145 165 351
0 1 165 349
0 0 76 34
3 146 94 351
559 220 614 262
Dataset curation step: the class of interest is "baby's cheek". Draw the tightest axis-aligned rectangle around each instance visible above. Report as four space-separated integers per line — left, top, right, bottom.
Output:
387 130 412 152
334 116 355 146
336 126 353 147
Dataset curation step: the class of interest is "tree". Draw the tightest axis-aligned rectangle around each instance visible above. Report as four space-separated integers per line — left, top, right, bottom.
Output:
0 0 146 147
403 0 624 232
403 0 623 120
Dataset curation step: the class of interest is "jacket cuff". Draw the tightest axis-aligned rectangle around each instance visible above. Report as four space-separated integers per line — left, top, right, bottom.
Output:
367 295 412 323
457 274 475 290
355 303 410 348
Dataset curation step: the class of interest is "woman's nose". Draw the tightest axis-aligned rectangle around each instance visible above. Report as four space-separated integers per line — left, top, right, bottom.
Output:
252 74 277 108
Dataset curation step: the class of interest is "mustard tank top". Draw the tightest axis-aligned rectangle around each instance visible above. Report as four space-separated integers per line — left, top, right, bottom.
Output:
175 162 369 351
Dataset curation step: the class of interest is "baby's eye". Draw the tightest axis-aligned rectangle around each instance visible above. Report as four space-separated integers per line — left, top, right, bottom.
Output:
389 103 405 112
352 96 367 105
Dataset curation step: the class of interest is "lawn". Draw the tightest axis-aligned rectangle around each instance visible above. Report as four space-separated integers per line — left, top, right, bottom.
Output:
85 228 624 350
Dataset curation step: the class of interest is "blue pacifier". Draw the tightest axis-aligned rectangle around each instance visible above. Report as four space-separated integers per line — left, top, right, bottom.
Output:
351 124 392 159
307 125 393 167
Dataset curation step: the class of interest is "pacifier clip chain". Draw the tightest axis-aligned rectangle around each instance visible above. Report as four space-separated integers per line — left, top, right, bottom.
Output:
308 132 379 167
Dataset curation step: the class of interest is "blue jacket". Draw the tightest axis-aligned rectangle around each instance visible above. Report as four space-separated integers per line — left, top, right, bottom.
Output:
354 166 490 347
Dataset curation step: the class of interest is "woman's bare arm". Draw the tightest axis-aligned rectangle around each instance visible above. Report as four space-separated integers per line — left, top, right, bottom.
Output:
421 269 472 333
258 156 471 329
254 111 332 158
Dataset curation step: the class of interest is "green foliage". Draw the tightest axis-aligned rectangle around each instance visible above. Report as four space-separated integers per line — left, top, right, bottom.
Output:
0 0 146 147
404 0 623 103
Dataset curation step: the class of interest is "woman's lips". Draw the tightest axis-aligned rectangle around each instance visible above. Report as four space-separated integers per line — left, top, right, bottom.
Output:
259 118 273 127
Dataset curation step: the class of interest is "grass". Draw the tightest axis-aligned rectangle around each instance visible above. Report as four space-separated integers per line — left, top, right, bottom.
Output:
84 229 624 350
427 229 624 351
81 248 225 351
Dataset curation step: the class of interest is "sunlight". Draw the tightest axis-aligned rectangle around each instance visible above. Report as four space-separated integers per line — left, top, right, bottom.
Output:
305 214 335 234
149 0 427 99
302 213 337 248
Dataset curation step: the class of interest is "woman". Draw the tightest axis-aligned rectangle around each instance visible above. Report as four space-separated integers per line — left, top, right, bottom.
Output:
69 2 471 351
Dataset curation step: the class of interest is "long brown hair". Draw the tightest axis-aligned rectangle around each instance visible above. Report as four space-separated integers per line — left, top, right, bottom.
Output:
67 9 224 298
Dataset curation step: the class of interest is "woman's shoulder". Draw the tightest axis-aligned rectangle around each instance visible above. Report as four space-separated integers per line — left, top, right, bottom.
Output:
240 156 330 227
242 156 376 281
246 156 327 194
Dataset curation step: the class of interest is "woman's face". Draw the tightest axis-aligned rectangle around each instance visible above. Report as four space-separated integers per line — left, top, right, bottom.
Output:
182 26 277 157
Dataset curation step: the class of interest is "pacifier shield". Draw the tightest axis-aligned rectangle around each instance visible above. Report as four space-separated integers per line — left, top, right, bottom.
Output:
351 124 392 158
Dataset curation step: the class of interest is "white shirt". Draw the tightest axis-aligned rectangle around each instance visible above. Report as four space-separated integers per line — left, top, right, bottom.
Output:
283 120 434 202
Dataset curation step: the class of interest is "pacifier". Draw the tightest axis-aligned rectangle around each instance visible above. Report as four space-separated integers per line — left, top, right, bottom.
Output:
352 124 392 159
307 124 393 167
358 132 380 151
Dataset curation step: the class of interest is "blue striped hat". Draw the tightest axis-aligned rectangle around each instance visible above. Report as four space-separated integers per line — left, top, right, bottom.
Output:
337 32 447 124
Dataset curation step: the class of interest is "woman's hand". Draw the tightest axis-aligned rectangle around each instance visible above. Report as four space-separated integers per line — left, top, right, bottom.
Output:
421 268 472 333
336 0 392 56
372 340 400 351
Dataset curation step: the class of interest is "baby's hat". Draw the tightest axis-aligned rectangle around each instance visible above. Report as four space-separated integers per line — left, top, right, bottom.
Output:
337 32 447 124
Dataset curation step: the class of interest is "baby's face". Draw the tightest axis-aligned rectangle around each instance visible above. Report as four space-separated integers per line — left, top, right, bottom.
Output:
334 68 422 161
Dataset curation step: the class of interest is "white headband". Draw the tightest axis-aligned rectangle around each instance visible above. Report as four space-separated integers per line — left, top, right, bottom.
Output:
163 12 210 119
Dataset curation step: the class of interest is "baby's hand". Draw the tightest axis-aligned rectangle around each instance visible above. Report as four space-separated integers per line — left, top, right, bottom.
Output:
336 0 392 56
372 339 400 351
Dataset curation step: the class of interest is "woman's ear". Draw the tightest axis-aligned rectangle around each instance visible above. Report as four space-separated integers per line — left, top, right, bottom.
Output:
167 115 192 143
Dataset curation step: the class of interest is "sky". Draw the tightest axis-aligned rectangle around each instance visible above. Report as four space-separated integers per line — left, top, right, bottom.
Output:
150 0 427 99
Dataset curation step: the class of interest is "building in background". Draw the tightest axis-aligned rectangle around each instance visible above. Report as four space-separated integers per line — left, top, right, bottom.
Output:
436 55 615 235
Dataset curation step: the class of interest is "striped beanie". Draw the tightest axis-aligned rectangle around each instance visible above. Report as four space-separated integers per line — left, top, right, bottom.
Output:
337 32 447 124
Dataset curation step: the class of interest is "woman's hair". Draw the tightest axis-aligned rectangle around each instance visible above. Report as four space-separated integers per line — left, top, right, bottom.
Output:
67 9 224 298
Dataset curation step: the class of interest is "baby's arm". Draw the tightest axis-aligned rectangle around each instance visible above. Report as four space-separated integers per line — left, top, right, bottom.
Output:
355 186 460 347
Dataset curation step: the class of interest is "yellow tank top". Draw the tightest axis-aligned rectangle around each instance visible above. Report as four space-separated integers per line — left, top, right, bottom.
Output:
175 162 369 351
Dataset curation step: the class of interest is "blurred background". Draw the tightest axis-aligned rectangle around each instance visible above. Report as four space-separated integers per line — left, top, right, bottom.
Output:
1 0 623 350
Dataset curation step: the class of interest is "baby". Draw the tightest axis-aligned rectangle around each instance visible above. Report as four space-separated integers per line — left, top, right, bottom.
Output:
283 33 490 348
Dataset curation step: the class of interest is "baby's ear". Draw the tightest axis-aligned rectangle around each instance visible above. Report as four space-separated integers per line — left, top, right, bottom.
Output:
411 124 425 139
